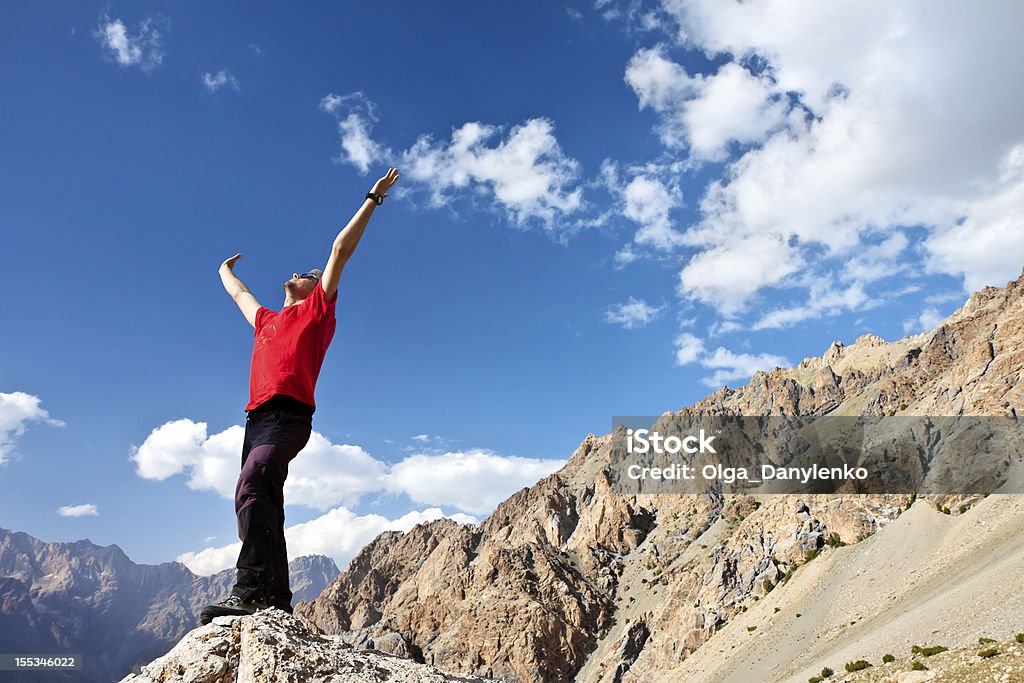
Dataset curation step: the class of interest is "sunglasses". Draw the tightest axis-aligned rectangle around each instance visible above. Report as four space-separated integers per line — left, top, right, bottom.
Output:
298 272 320 281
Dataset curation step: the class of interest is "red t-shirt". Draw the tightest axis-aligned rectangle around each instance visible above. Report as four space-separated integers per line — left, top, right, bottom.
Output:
246 283 337 411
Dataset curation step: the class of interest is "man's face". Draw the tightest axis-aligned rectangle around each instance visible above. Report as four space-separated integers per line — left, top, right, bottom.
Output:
284 272 318 299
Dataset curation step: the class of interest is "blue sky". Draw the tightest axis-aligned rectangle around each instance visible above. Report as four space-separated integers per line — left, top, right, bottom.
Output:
2 1 1022 572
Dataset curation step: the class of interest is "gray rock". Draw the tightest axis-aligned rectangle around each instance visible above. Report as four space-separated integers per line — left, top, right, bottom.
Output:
120 608 497 683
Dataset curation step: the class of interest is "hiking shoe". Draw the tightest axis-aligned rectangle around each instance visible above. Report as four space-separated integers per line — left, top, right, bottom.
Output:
199 594 268 625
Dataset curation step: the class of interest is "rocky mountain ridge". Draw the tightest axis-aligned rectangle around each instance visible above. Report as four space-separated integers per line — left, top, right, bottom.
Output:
293 269 1024 682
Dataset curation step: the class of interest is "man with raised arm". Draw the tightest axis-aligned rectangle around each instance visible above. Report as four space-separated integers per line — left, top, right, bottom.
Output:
200 167 400 624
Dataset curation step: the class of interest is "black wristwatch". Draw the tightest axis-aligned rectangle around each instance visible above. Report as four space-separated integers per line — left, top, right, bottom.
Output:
366 192 384 205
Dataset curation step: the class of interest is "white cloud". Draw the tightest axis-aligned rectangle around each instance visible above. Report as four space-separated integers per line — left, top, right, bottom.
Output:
132 420 385 510
613 245 639 267
624 46 694 112
699 346 789 388
94 16 167 71
400 118 584 232
616 0 1024 317
605 297 664 329
751 281 873 331
282 432 388 510
320 92 391 174
902 306 947 335
842 232 911 284
0 391 64 465
133 419 562 517
600 159 686 252
177 506 476 575
58 504 98 517
678 233 803 316
177 543 239 577
202 70 239 93
320 93 586 236
622 174 685 249
673 332 705 365
130 418 208 481
673 334 788 387
925 161 1024 292
681 62 787 160
626 48 786 160
386 450 563 516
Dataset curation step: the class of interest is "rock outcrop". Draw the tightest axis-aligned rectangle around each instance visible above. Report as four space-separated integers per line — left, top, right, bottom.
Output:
120 608 497 683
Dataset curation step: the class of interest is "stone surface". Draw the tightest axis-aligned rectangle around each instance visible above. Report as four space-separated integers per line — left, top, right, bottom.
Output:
119 608 496 683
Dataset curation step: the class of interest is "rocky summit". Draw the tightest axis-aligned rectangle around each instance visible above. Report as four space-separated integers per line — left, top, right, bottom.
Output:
119 608 496 683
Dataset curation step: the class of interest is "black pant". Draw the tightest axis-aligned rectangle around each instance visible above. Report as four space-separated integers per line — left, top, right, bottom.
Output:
231 395 313 611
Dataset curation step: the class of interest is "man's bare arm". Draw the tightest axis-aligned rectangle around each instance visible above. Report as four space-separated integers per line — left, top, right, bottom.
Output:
219 253 263 329
320 167 400 301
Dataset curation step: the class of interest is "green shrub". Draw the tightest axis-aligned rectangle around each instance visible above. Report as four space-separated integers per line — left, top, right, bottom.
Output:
820 666 833 677
943 506 951 515
804 548 821 563
1016 633 1024 644
825 533 846 548
747 626 757 632
959 505 968 514
911 645 948 657
808 677 822 683
978 648 999 658
978 637 995 644
844 660 871 672
911 661 928 671
882 653 895 663
763 578 775 593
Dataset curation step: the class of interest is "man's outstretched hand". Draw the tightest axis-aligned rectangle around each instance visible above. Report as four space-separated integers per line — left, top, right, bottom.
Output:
221 253 242 271
371 167 400 198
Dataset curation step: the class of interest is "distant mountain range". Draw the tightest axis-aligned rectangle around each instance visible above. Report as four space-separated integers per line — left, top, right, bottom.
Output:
0 528 337 682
